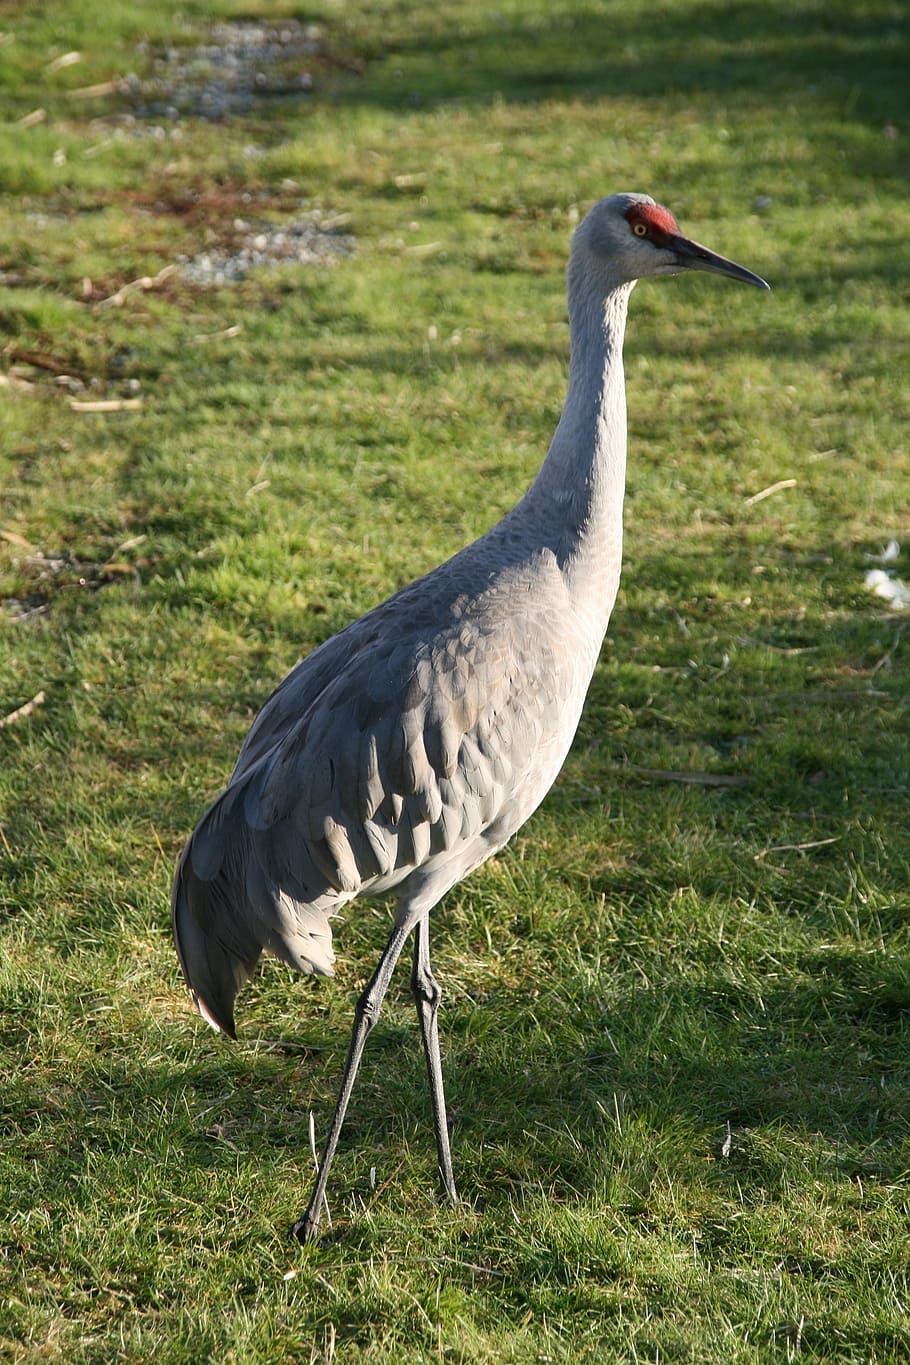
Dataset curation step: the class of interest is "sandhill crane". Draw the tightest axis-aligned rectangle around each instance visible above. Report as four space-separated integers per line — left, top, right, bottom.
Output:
173 192 768 1241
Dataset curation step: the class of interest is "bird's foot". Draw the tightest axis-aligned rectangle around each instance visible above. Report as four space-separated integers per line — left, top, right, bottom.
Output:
289 1209 321 1243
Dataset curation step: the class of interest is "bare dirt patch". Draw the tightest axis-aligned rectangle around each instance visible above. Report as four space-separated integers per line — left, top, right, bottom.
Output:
2 548 143 623
109 21 360 285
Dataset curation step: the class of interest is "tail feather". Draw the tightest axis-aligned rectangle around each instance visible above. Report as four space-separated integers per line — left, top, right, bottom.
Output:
172 788 337 1037
172 839 261 1037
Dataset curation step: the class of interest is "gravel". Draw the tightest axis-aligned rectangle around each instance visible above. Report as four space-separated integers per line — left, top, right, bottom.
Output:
127 21 356 283
176 210 354 285
128 20 325 120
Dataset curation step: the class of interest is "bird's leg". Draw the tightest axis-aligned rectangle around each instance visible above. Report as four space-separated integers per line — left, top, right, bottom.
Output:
411 916 457 1205
290 918 414 1243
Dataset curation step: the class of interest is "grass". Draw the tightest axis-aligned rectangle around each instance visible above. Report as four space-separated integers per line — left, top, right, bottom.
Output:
1 0 909 1359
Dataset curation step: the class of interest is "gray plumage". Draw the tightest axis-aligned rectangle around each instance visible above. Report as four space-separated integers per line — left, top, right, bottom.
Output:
172 192 768 1240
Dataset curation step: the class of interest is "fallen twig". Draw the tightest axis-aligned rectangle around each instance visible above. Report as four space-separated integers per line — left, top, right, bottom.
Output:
736 635 818 656
16 108 46 128
786 687 890 702
0 690 46 728
0 529 34 550
754 836 840 862
4 346 86 381
96 264 177 309
45 50 81 74
68 77 127 99
744 478 797 507
253 1038 332 1053
69 398 144 413
192 324 243 344
626 765 748 787
402 241 444 257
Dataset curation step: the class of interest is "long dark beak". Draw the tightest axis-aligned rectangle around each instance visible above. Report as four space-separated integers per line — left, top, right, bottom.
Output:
669 233 770 290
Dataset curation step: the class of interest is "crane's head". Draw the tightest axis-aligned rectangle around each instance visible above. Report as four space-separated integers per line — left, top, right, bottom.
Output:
572 192 769 291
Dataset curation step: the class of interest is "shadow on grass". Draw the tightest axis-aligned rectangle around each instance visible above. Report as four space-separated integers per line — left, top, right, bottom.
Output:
141 944 910 1208
288 920 910 1205
4 932 906 1242
343 0 907 133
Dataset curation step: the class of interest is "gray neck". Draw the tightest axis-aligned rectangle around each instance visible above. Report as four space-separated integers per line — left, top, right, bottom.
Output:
519 268 634 631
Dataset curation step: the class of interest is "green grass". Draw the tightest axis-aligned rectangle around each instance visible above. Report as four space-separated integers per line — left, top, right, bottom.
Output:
1 0 909 1359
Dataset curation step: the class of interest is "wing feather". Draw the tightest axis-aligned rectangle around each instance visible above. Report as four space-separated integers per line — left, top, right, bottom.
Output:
174 554 586 1034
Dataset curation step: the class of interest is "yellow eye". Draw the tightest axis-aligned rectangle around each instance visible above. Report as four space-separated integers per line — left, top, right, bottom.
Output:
632 222 648 237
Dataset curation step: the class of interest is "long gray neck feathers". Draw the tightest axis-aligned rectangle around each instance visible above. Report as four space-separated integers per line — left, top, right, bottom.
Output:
521 269 634 632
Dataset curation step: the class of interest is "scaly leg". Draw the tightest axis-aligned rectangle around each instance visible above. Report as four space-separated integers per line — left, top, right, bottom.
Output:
290 918 414 1242
411 916 457 1204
